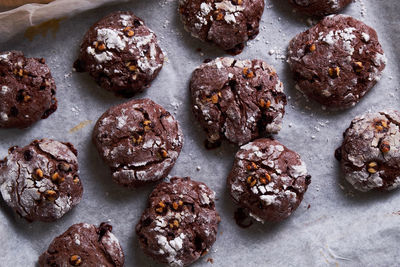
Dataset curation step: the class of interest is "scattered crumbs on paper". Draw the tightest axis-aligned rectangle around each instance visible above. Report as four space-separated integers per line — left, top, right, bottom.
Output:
69 120 92 133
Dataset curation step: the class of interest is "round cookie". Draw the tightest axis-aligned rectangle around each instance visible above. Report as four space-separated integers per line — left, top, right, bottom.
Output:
289 0 353 16
227 138 311 222
0 51 57 128
335 110 400 192
179 0 264 54
74 11 164 97
287 14 386 109
191 57 287 146
39 222 124 267
0 139 82 222
93 98 183 187
136 177 220 267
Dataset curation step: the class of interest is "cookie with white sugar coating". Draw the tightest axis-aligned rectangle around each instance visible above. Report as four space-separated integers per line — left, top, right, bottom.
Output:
39 222 124 266
136 177 220 267
0 51 57 128
287 14 386 109
92 98 183 188
289 0 353 16
74 11 164 97
227 138 311 223
190 57 287 146
335 110 400 192
178 0 264 54
0 139 82 222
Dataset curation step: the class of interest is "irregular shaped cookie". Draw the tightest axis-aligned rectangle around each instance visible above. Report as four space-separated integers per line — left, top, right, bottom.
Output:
227 138 311 222
191 57 287 146
39 222 124 267
289 0 352 16
0 51 57 128
287 14 386 109
74 11 164 97
136 177 220 267
0 139 82 222
93 98 183 187
335 110 400 192
179 0 264 54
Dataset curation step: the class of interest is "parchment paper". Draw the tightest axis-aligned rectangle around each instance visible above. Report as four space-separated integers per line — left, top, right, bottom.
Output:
0 0 129 41
1 0 400 266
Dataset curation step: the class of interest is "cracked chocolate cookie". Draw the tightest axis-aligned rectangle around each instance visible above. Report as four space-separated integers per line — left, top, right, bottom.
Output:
287 14 386 109
0 139 82 222
0 51 57 128
136 177 220 267
93 98 183 187
179 0 264 54
289 0 353 16
191 57 287 146
227 138 311 222
39 222 124 267
74 11 164 97
335 110 400 192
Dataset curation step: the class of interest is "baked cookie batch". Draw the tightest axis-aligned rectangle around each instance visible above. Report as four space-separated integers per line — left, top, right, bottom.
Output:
0 1 394 266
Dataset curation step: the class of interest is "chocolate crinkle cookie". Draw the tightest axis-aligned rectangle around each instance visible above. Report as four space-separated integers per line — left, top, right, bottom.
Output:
93 98 183 188
335 110 400 192
74 11 164 97
289 0 353 16
287 14 386 109
0 139 83 222
39 222 124 267
0 51 57 128
191 57 287 146
136 177 220 267
227 138 311 222
179 0 264 54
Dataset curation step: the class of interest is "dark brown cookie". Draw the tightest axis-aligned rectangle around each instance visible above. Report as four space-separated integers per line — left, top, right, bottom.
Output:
74 11 164 97
136 177 220 267
287 14 386 109
0 139 82 222
227 138 311 222
191 57 287 146
39 222 124 267
335 110 400 192
289 0 353 16
0 51 57 128
93 98 183 188
179 0 264 54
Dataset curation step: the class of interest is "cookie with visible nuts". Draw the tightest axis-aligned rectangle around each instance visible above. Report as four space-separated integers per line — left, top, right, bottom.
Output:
179 0 264 54
289 0 353 16
335 110 400 192
74 11 164 97
191 57 287 146
227 138 311 222
136 177 220 267
0 139 82 222
38 222 124 267
93 98 183 187
0 51 57 128
287 14 386 109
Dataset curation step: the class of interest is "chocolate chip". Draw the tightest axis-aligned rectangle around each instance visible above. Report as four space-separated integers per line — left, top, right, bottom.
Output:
23 150 33 161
